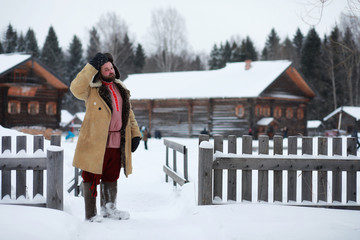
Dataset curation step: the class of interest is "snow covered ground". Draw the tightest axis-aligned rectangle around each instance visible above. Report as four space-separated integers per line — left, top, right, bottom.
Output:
0 126 360 240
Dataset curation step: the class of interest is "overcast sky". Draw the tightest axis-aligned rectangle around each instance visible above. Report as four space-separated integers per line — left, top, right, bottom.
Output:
0 0 353 55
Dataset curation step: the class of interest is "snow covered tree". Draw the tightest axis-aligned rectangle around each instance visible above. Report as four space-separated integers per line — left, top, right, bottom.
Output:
40 26 65 79
25 28 40 57
86 26 101 62
4 24 17 53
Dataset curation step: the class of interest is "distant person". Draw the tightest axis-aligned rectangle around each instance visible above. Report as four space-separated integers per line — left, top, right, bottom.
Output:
65 130 75 142
248 128 253 136
351 127 360 149
281 126 288 138
141 126 149 150
201 128 209 135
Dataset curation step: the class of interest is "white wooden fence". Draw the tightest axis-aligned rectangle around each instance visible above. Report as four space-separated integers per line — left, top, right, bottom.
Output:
198 134 360 209
0 135 63 210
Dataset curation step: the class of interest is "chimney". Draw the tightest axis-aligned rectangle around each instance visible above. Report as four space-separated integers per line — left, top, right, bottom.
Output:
245 59 252 70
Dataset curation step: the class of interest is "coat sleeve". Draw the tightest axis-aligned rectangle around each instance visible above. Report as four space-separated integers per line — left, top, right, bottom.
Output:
70 63 98 101
129 109 141 138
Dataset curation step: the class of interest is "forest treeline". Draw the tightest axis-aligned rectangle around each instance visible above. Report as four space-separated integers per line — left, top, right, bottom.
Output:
1 9 359 121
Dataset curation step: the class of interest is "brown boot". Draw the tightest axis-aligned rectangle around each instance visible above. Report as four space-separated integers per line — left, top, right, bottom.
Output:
83 182 100 221
100 181 130 220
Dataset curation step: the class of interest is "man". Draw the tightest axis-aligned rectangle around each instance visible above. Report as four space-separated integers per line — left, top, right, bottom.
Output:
70 52 141 221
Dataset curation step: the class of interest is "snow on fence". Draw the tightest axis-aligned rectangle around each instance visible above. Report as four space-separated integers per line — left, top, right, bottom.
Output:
0 135 63 210
198 134 360 209
163 139 189 186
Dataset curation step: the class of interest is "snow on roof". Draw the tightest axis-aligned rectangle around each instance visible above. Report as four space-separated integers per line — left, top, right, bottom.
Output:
323 106 360 121
307 120 323 129
124 60 292 99
0 53 32 75
75 112 86 121
257 117 274 126
60 110 74 127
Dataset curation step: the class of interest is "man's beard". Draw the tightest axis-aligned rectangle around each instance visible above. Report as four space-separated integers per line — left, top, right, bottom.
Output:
101 73 115 82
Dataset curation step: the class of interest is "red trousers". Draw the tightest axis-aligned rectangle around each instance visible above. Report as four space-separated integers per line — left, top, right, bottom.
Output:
82 148 122 184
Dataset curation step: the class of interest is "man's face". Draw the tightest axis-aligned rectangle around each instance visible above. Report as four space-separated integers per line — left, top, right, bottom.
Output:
100 61 115 82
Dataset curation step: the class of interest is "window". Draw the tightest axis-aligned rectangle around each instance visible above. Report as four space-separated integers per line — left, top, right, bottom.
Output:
297 108 304 119
8 101 20 114
235 104 245 118
274 106 282 118
14 69 27 82
263 105 270 117
46 102 57 115
255 104 262 116
286 107 294 119
28 101 39 115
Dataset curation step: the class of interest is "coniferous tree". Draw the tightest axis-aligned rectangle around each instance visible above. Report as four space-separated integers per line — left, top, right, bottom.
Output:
292 28 304 69
222 41 232 63
25 28 40 57
134 44 146 73
280 37 295 60
241 36 258 61
86 27 101 62
118 33 135 79
40 26 65 79
263 28 281 60
0 42 4 53
17 33 25 52
230 42 242 62
4 24 17 53
208 44 224 69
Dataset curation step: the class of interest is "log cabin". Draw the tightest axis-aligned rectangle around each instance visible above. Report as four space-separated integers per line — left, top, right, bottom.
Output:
124 60 315 138
323 106 360 135
0 53 68 129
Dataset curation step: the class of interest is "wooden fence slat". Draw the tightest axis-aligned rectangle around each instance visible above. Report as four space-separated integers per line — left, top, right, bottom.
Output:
1 136 11 199
258 135 269 202
301 137 313 202
198 143 213 205
46 148 64 210
33 135 44 197
287 136 297 202
273 135 283 202
317 137 328 202
347 137 357 202
227 135 237 202
16 136 27 199
332 137 342 202
173 149 177 186
242 135 252 202
213 135 223 200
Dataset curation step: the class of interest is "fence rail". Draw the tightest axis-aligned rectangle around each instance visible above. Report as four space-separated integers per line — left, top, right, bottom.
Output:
163 139 189 186
198 134 360 209
0 135 63 210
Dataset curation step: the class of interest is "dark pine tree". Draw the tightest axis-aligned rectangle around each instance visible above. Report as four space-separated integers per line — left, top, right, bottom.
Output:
292 28 304 69
0 42 4 53
222 41 232 63
25 28 40 57
134 43 146 73
40 26 65 79
86 27 101 62
118 33 135 79
241 36 258 61
4 24 17 53
264 28 281 60
17 33 26 52
230 42 242 62
280 37 295 60
208 44 224 69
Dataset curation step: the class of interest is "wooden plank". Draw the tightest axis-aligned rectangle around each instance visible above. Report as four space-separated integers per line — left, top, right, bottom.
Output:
163 165 187 186
163 139 186 154
46 148 64 210
198 143 213 205
16 136 27 199
173 149 177 186
301 137 313 202
33 135 44 197
1 136 11 199
242 135 252 202
347 137 357 202
258 135 269 202
0 158 47 170
273 135 283 202
227 135 237 202
287 136 297 202
213 135 223 200
317 137 328 202
332 137 342 202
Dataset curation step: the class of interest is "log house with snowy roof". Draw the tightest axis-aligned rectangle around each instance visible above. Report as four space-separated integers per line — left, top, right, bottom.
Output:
125 60 315 138
0 53 68 129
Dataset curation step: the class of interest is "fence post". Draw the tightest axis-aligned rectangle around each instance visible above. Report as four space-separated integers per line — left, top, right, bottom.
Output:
33 135 44 197
199 134 209 145
346 137 357 202
165 146 169 182
50 135 61 146
332 137 342 202
227 135 237 202
213 135 223 200
317 137 328 202
258 135 269 202
173 149 177 187
16 136 27 199
302 137 313 202
198 141 213 205
287 136 297 202
47 147 64 210
242 135 252 202
1 136 11 199
273 135 283 202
